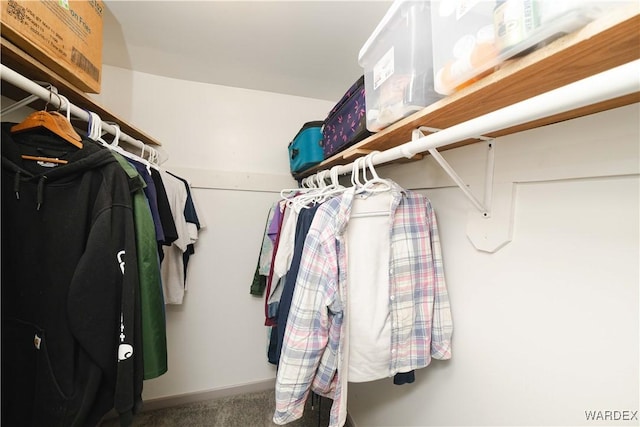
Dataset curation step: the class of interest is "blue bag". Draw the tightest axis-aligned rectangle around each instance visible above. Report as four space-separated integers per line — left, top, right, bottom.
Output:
288 121 324 174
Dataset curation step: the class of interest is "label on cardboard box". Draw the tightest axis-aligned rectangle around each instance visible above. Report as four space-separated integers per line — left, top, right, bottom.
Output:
1 0 104 93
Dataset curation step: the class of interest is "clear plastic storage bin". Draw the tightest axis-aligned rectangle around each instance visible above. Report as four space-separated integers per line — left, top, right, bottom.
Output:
358 0 443 132
431 0 617 95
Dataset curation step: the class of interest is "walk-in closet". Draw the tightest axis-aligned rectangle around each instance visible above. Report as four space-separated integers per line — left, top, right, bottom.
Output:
1 1 638 426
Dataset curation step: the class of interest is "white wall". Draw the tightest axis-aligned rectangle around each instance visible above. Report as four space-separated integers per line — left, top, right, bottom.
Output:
347 104 640 427
92 65 334 400
92 65 330 177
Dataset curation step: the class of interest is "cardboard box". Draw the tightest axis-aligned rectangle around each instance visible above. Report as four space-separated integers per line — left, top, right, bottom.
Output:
1 0 103 93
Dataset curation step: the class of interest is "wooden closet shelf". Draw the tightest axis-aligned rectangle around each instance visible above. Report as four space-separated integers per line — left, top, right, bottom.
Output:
1 36 162 147
294 4 640 179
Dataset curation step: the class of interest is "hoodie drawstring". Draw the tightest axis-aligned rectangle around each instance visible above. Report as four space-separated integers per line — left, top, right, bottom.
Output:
36 176 47 211
12 171 48 210
14 171 21 200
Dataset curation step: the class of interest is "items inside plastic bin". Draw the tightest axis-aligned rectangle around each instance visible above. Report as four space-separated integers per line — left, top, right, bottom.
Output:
431 0 618 95
358 1 442 132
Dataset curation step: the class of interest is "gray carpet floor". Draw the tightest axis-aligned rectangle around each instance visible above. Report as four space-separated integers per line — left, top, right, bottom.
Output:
99 389 341 427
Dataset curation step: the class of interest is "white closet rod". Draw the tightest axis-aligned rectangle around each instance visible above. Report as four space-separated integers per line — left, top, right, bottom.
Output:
0 64 159 159
321 59 640 178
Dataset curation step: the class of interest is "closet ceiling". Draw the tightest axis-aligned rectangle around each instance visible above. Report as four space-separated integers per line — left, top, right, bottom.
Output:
102 1 393 101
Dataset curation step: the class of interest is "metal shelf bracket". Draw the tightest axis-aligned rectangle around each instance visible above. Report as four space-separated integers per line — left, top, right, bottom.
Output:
414 127 495 218
414 127 513 253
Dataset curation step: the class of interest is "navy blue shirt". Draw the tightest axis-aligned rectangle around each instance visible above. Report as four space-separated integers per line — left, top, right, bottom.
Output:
272 204 320 365
128 159 164 243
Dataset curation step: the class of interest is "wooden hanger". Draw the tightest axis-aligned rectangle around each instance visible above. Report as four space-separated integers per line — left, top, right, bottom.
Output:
20 154 68 165
11 110 83 149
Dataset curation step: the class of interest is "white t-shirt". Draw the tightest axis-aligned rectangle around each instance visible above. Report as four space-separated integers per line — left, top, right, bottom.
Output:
346 190 394 382
159 170 191 304
268 204 299 306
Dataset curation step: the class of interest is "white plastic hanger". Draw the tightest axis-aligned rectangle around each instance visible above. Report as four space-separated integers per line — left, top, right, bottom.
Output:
149 147 161 170
140 141 162 172
279 174 317 200
293 168 347 211
288 172 325 211
310 170 329 201
312 166 347 204
281 164 350 209
360 151 392 193
351 156 366 190
87 111 101 141
108 124 156 173
138 143 153 175
350 152 393 218
99 121 133 161
91 114 143 164
86 111 156 172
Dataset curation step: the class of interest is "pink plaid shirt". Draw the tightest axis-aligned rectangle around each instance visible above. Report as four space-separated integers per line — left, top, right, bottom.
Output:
274 182 452 427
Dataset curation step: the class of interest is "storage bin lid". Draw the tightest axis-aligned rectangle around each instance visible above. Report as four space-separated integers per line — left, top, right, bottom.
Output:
358 0 429 65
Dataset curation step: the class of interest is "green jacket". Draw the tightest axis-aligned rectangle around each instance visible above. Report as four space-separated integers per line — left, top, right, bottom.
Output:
113 152 168 380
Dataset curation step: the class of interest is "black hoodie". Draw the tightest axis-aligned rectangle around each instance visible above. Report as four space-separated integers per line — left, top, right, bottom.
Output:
1 123 143 426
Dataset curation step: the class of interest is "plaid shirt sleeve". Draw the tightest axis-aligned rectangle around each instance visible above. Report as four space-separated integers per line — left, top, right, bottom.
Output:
273 212 342 425
425 200 453 360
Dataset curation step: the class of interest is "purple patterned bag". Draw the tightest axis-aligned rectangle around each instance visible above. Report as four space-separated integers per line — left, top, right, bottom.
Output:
321 75 372 159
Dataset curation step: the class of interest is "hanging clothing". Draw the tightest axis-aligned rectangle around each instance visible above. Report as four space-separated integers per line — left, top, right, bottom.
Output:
1 124 143 426
250 202 278 296
150 168 178 256
167 172 203 288
129 159 165 243
266 204 298 320
272 203 321 365
114 155 168 380
158 169 192 304
263 200 287 326
274 180 453 427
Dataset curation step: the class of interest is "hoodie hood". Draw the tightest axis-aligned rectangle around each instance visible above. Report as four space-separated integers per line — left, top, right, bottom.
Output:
2 122 118 209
